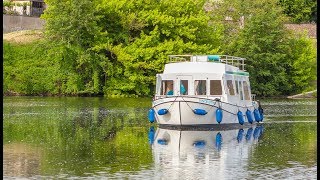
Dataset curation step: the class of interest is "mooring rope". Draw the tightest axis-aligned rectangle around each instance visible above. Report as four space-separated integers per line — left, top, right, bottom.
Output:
181 96 195 112
167 96 179 111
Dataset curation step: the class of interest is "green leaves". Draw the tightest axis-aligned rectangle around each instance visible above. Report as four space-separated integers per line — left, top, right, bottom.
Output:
95 0 222 96
42 0 103 49
3 41 59 95
288 34 317 93
3 0 316 97
278 0 317 23
223 0 316 96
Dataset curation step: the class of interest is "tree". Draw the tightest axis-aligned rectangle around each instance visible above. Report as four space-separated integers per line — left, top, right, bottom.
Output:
223 0 316 96
278 0 317 23
41 0 106 95
287 33 317 93
94 0 223 96
40 0 224 96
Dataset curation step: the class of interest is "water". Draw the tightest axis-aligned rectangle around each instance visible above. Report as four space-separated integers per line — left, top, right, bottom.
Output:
3 97 317 179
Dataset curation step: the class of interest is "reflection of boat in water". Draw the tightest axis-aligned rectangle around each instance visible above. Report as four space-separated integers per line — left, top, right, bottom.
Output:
148 55 264 126
148 125 264 179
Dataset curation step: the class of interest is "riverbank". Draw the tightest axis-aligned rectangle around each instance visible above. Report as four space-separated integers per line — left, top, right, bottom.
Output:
3 30 43 44
3 91 317 99
287 90 317 99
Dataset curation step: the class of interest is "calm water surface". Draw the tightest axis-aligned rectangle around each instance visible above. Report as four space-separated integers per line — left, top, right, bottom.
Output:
3 97 317 179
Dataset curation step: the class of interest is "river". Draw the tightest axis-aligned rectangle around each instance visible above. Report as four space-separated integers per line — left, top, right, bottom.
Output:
3 97 317 179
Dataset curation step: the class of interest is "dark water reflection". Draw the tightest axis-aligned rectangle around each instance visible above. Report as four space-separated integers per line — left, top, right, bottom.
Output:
3 97 317 179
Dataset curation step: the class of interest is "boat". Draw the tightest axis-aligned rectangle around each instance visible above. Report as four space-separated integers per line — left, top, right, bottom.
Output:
148 55 264 126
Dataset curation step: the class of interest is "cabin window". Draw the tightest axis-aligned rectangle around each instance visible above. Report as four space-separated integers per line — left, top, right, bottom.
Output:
32 2 44 8
243 81 250 100
239 81 244 100
161 80 174 95
235 80 239 95
194 80 206 95
180 80 188 95
226 80 235 95
210 80 222 95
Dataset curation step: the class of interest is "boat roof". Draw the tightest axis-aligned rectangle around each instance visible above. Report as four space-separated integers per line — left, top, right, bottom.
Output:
163 55 248 75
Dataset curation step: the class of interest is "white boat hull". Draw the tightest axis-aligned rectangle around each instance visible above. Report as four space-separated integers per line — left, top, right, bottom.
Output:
152 96 259 126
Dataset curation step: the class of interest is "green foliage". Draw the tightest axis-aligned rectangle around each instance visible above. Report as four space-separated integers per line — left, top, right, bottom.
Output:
287 33 317 93
41 0 104 48
278 0 317 23
223 0 316 96
22 2 30 7
3 41 59 95
3 1 13 7
3 40 102 96
3 0 317 97
14 2 23 7
3 0 15 14
224 0 289 96
40 0 223 96
41 0 107 95
96 0 222 96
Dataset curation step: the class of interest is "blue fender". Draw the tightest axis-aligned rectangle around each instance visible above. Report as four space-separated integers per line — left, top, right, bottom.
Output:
216 108 223 124
259 107 264 121
193 109 207 115
237 111 244 125
246 109 254 124
254 109 261 122
158 108 169 115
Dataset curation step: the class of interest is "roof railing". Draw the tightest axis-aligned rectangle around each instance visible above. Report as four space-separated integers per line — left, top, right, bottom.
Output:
168 55 192 62
168 55 246 71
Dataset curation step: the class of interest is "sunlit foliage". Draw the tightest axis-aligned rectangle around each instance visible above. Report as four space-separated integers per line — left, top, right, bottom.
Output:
3 0 316 97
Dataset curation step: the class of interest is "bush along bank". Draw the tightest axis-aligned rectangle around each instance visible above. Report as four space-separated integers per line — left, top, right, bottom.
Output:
3 0 317 97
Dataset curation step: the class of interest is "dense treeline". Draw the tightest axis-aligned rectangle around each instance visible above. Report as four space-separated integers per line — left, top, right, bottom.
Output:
278 0 317 23
215 0 317 96
3 0 317 97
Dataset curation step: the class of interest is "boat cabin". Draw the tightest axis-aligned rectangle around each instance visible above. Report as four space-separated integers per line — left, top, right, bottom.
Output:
154 55 254 104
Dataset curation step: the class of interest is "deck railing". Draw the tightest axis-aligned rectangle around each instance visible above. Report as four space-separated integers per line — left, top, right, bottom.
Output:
219 55 246 71
251 94 256 101
168 55 246 71
168 55 193 62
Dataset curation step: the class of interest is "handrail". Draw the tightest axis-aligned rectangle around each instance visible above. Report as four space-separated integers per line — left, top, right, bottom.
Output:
168 55 192 62
219 55 246 71
251 94 256 101
168 55 246 71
